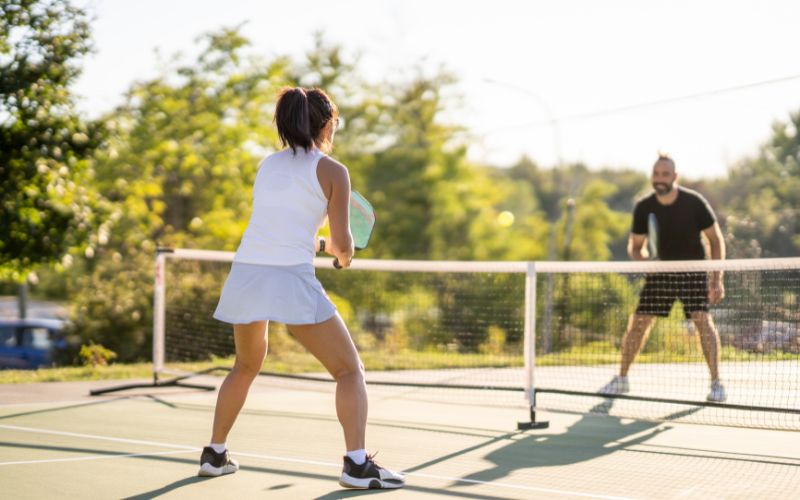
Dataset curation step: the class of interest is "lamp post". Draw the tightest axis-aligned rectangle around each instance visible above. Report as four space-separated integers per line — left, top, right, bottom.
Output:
480 78 573 353
481 78 563 165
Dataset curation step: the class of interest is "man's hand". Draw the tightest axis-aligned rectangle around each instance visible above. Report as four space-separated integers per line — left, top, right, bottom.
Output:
708 278 725 304
628 233 649 261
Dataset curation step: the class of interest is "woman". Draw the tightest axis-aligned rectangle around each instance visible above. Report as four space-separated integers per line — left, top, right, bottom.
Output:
199 87 405 490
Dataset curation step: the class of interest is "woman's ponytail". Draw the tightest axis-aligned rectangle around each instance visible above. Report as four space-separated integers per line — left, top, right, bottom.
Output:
275 87 338 153
275 87 313 153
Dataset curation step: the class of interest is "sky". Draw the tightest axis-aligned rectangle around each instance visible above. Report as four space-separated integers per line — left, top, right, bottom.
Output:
73 0 800 180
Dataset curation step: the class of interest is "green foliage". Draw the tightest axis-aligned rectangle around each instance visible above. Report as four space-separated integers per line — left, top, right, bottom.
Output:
0 0 106 280
389 283 440 350
717 111 800 257
351 73 465 259
562 179 630 261
11 19 798 366
641 303 697 355
69 248 153 361
55 27 648 361
507 160 638 262
94 29 282 250
66 29 289 360
479 325 507 355
79 342 117 367
540 272 638 353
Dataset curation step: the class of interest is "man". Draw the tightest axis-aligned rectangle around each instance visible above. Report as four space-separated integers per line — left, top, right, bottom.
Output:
601 154 727 402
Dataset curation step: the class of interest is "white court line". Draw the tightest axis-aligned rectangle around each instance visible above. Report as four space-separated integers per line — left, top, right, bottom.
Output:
0 424 197 450
0 397 134 410
0 449 196 466
0 424 636 500
0 399 89 409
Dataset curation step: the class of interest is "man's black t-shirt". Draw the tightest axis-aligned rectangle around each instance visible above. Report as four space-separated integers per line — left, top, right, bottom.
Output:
632 187 716 260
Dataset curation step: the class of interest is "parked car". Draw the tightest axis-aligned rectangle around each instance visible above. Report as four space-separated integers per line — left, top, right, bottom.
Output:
0 318 68 369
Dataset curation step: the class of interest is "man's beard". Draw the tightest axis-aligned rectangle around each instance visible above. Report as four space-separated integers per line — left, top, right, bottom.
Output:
653 182 673 195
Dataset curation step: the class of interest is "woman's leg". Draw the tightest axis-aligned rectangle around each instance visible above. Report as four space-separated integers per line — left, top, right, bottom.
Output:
288 314 366 451
289 313 404 489
210 320 268 444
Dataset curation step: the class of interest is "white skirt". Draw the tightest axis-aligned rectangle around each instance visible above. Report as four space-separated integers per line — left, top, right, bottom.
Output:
213 262 337 325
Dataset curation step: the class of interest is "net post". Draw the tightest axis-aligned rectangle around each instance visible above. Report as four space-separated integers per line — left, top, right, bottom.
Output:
89 246 217 395
152 247 172 381
519 261 549 430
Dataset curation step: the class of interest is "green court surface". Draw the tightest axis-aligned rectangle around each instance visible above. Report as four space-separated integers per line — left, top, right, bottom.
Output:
1 375 799 499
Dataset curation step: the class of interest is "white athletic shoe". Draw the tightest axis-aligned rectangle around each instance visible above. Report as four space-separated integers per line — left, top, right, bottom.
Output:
600 375 630 395
707 380 727 402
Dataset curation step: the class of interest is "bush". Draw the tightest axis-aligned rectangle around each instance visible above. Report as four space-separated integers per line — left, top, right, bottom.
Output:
479 325 507 354
79 342 118 367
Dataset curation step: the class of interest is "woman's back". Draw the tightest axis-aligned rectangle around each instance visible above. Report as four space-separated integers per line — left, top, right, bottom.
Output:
234 148 328 266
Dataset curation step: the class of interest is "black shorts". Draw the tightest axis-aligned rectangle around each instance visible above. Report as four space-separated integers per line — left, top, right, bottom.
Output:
635 272 709 318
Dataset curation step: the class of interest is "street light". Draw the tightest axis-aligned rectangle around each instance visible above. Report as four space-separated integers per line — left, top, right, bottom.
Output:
480 78 573 353
480 78 563 166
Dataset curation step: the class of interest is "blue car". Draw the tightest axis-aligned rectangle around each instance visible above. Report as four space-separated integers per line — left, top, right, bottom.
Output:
0 318 67 369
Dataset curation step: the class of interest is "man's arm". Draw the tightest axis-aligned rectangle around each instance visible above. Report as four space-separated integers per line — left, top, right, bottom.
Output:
628 233 649 261
703 222 725 261
628 199 649 260
703 222 726 304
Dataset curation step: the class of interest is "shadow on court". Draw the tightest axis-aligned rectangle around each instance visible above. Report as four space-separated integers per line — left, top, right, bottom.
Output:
409 400 701 487
0 396 130 421
2 435 513 499
143 395 513 441
121 476 214 500
313 485 513 500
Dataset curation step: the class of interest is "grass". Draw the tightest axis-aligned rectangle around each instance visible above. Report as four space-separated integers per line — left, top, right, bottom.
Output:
0 362 156 384
2 343 797 384
0 349 524 384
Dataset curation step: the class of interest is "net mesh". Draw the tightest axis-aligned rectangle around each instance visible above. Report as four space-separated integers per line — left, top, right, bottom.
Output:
534 262 800 429
162 254 528 406
159 251 800 429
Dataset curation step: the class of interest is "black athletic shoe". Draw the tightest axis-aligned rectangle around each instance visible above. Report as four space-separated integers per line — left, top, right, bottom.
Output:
197 446 239 477
339 453 405 489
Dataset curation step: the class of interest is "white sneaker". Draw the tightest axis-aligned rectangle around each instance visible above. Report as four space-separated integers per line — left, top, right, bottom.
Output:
707 380 727 402
600 375 629 395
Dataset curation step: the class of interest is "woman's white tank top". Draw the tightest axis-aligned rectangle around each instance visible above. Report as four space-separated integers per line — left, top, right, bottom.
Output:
234 148 328 265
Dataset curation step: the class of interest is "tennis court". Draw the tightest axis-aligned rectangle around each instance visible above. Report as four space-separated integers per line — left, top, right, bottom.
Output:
2 373 800 499
4 254 800 498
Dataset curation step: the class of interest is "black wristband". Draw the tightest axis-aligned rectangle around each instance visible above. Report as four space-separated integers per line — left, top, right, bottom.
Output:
319 238 325 253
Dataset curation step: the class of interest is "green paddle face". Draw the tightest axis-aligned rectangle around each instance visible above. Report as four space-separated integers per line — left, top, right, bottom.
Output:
350 190 376 250
333 190 376 269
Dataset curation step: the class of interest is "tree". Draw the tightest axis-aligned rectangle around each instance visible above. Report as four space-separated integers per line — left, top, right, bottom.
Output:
0 0 105 281
561 179 630 261
65 27 637 360
719 111 800 258
67 28 292 360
